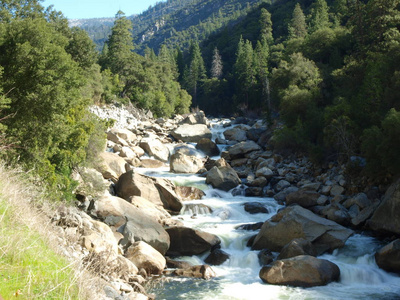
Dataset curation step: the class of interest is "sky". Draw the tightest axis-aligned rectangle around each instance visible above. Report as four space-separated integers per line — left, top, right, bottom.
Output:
41 0 165 19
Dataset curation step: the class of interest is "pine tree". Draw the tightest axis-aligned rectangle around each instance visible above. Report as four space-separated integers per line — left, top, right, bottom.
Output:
308 0 330 33
259 8 273 45
211 47 223 79
288 3 308 39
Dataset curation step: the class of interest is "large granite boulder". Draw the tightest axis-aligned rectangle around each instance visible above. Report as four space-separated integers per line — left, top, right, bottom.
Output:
109 128 137 144
171 124 212 143
277 238 317 260
139 137 170 162
206 166 241 191
223 127 247 142
166 226 221 256
375 239 400 274
97 152 128 180
93 195 170 255
196 138 220 157
285 190 320 208
125 241 166 275
259 255 340 287
252 205 353 255
175 186 205 201
368 179 400 235
116 170 182 212
228 141 262 159
170 152 204 174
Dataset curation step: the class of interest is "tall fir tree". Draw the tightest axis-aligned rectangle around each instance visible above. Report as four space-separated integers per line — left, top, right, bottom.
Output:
211 47 223 79
288 3 308 39
308 0 331 33
259 8 273 45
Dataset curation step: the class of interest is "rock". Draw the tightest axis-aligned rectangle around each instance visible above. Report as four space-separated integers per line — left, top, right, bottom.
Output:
171 265 216 279
275 180 291 192
206 166 241 191
116 170 182 212
94 195 170 255
181 203 213 215
375 239 400 273
166 226 221 256
245 187 264 197
258 249 274 266
139 137 170 162
107 131 128 146
97 152 129 180
321 203 351 226
252 205 353 255
330 185 345 197
204 157 229 170
368 178 400 235
351 204 378 227
73 167 109 199
175 186 205 201
235 222 264 231
277 238 317 260
301 182 321 191
255 167 274 179
138 159 166 168
166 257 192 269
127 196 171 223
228 141 262 159
171 124 212 143
285 190 320 208
247 176 268 188
273 186 299 204
204 249 230 265
247 128 267 142
120 146 136 159
344 193 372 209
169 152 204 174
243 202 269 214
223 127 247 141
125 241 166 275
259 255 340 287
196 138 220 156
110 128 137 143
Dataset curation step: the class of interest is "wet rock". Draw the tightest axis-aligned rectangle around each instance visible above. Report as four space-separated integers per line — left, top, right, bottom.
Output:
181 203 213 215
235 222 264 231
206 166 241 191
126 241 166 275
171 124 212 143
243 202 269 214
277 238 317 260
166 257 192 269
375 239 400 274
175 186 205 201
285 190 320 208
166 227 221 256
259 255 340 287
245 187 264 197
204 249 230 265
252 205 353 255
258 249 274 266
170 265 216 279
196 138 220 156
170 152 204 174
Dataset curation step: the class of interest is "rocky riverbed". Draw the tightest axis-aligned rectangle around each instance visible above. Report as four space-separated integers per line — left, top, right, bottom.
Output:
54 104 400 299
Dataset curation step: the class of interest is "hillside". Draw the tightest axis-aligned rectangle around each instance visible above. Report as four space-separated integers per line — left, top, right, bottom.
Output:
72 0 269 53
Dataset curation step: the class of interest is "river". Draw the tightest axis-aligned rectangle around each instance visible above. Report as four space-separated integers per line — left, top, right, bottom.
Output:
137 119 400 300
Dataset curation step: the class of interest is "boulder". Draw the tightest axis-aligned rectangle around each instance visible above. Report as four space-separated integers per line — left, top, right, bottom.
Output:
321 203 351 226
277 238 317 260
116 170 182 212
375 239 400 274
125 241 166 275
252 205 353 255
343 193 372 209
109 128 137 143
223 127 247 142
204 249 230 265
255 167 274 179
97 152 128 180
120 146 136 159
258 249 274 266
127 196 171 223
243 202 269 214
330 185 345 197
171 124 212 143
94 195 170 255
206 166 241 191
166 226 221 256
138 159 166 168
235 222 264 231
170 152 204 174
285 190 320 208
170 265 216 280
368 178 400 235
166 257 192 269
259 255 340 287
228 141 262 159
139 137 170 162
196 138 220 156
175 186 205 201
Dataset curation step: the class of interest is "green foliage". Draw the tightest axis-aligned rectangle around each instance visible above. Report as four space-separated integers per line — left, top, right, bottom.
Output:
308 0 331 33
288 3 307 39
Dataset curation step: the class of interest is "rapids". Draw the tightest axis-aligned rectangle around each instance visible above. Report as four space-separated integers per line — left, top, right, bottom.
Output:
137 119 400 300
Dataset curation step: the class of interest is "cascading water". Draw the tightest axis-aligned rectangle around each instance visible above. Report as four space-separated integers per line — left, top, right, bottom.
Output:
138 119 400 300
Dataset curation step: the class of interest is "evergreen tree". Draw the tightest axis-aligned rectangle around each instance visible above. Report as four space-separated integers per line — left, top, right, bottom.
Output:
211 47 223 79
259 8 273 45
308 0 330 33
288 3 308 39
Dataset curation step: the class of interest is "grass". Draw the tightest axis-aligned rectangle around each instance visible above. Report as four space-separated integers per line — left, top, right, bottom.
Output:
0 165 91 299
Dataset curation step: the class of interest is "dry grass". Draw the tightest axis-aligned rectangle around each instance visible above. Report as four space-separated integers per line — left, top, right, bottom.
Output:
0 164 104 299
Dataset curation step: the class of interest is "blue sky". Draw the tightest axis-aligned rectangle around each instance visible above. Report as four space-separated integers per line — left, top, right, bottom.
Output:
42 0 164 19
